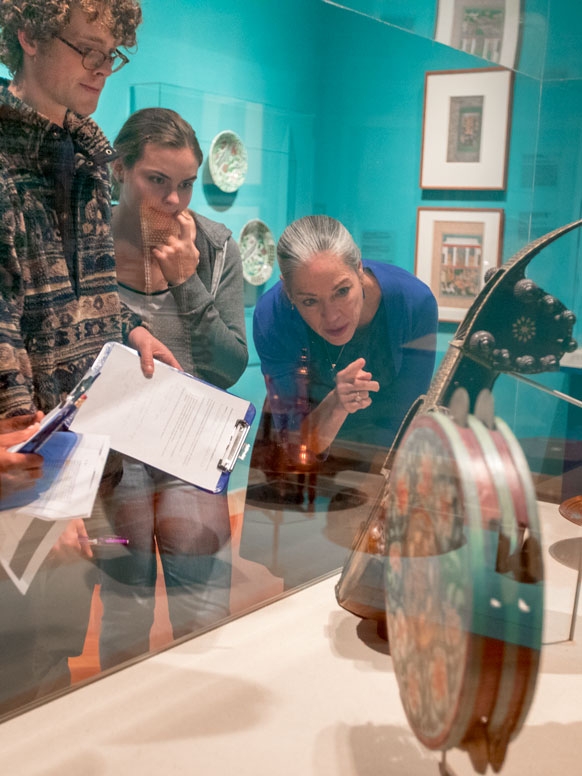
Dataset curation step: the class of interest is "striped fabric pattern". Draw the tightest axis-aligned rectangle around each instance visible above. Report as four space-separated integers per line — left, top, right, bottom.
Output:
0 81 138 416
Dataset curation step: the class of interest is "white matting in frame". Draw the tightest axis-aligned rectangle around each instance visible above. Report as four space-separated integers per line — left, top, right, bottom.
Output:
415 207 504 322
420 67 514 190
434 0 521 69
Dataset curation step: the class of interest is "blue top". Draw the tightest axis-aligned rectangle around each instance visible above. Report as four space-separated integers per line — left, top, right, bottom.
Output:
253 260 438 458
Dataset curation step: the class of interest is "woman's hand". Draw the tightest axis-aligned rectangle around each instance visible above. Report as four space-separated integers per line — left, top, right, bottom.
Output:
334 357 379 414
298 357 380 454
128 326 182 376
151 211 200 286
49 518 93 561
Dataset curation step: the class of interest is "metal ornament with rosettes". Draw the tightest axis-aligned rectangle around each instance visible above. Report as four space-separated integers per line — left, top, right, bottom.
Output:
336 219 582 771
337 219 580 618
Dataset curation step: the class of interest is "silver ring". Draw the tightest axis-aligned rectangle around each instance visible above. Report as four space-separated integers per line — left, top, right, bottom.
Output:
355 392 361 403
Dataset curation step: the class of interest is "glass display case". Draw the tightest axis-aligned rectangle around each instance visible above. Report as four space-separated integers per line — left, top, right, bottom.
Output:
0 2 581 770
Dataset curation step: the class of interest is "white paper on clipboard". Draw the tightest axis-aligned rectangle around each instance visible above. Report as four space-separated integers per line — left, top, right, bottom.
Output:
0 432 110 594
71 343 254 492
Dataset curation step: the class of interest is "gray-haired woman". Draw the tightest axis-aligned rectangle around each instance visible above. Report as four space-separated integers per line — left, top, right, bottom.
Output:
253 215 438 473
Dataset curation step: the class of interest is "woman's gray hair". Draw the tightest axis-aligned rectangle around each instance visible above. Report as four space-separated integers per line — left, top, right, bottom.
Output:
277 215 361 290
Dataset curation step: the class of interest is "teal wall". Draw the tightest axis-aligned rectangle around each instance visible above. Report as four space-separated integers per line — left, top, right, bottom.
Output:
544 0 582 80
308 2 581 447
95 0 322 138
92 0 326 468
2 0 580 455
313 8 506 262
96 0 322 239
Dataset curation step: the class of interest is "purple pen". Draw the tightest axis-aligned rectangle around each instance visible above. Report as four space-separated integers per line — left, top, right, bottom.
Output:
81 536 129 546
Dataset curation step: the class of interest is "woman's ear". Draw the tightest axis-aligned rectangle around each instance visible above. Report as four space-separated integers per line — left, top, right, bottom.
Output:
281 276 295 309
111 158 125 184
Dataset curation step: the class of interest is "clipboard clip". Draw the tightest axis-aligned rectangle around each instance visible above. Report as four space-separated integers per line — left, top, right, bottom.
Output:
218 419 251 473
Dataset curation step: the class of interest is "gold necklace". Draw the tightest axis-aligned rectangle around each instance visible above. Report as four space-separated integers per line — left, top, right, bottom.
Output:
324 342 347 373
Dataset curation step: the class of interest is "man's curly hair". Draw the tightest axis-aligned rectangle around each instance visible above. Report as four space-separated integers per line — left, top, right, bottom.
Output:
0 0 143 75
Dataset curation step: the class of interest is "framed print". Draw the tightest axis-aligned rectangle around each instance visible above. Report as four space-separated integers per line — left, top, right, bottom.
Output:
420 68 513 190
415 207 504 322
434 0 521 69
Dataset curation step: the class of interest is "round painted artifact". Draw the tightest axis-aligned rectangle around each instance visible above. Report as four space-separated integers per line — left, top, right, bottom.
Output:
239 219 276 286
384 398 542 773
208 130 248 193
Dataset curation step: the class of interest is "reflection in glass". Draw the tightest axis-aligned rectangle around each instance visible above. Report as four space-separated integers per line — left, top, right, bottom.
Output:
98 463 232 669
0 0 143 721
0 2 581 750
321 0 554 80
321 0 437 40
434 0 522 69
97 107 248 668
243 215 437 587
253 215 437 473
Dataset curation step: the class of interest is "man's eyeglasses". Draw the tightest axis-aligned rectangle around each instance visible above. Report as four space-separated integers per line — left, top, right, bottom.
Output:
55 36 129 73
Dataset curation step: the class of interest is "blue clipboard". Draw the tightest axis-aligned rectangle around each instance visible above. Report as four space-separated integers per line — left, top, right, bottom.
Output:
2 432 80 509
8 375 97 455
214 415 255 493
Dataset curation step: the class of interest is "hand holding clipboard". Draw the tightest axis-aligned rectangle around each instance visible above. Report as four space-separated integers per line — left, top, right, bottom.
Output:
70 342 255 492
8 388 91 455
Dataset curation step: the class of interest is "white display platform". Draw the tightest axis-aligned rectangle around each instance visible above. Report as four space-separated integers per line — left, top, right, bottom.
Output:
0 502 581 775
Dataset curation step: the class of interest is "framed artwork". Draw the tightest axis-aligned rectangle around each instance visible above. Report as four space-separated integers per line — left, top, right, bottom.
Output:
420 68 514 190
415 207 504 322
434 0 521 69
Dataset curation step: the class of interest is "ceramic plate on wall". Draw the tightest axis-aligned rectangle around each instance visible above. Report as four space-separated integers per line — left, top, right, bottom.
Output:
239 219 276 286
208 130 248 193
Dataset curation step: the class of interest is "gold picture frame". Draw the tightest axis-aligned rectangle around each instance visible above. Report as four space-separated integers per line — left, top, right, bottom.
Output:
415 207 504 321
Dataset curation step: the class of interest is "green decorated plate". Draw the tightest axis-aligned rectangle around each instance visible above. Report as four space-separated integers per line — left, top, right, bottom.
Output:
239 219 276 286
208 130 248 193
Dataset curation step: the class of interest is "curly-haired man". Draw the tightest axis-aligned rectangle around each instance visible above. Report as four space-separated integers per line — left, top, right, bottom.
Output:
0 1 180 715
0 1 180 413
0 0 141 76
